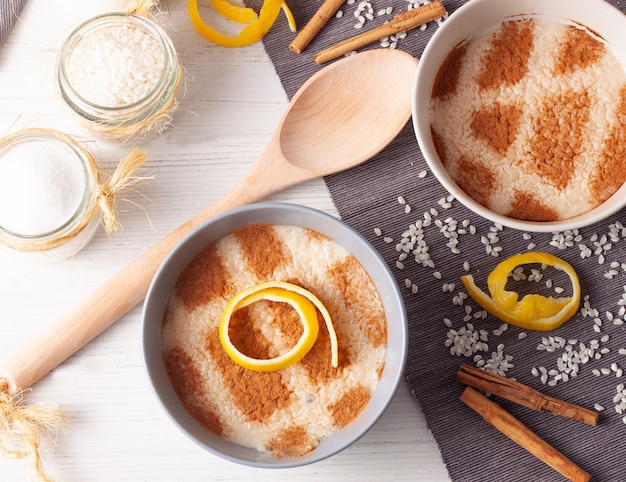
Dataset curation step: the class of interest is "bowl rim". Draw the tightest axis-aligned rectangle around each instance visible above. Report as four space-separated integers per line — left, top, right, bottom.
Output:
141 201 408 468
412 0 626 233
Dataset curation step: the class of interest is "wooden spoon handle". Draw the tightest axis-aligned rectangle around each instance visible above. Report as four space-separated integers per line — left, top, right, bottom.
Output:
1 223 187 394
0 144 301 394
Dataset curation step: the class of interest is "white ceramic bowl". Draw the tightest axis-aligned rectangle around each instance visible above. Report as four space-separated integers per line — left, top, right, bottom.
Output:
413 0 626 232
142 202 407 468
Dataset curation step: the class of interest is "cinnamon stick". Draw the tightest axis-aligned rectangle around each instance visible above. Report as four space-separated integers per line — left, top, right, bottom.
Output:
289 0 345 54
313 1 446 65
457 364 598 426
461 387 591 482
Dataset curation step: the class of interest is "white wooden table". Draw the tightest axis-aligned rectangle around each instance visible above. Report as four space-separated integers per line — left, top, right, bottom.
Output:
0 1 449 480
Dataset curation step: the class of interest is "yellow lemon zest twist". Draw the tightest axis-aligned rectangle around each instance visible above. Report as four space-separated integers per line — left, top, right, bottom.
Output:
461 252 581 331
281 2 297 32
188 0 296 48
219 281 338 371
211 0 258 23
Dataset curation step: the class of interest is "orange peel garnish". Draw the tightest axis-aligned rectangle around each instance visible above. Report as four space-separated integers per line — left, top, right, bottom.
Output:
219 281 338 371
211 0 258 23
461 252 581 331
188 0 296 48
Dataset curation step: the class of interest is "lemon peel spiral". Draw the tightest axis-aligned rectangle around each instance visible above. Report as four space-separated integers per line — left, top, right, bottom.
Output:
219 281 338 371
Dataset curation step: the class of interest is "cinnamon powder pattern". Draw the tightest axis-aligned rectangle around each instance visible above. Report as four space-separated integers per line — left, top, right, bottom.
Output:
430 18 626 222
161 224 387 458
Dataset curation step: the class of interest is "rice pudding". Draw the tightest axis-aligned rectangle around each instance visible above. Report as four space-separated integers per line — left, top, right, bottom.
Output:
161 224 387 458
430 17 626 222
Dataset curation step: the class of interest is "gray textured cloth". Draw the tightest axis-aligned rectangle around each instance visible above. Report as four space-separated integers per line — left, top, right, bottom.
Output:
0 0 26 45
260 0 626 480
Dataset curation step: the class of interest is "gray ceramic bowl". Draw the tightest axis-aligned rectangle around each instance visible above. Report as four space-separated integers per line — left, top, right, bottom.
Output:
142 202 407 468
413 0 626 232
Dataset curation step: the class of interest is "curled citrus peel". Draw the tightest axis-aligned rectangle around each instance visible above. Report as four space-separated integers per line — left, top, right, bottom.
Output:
211 0 258 24
281 2 297 33
461 252 581 331
219 281 338 372
188 0 296 48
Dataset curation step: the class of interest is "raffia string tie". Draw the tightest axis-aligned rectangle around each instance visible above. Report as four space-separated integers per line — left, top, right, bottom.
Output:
96 147 150 234
126 0 160 17
0 379 70 482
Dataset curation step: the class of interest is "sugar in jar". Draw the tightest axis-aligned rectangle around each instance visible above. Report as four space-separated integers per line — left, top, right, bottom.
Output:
55 13 181 142
0 129 99 261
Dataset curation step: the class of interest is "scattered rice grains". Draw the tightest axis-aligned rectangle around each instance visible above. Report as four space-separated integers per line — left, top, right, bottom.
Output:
341 0 446 50
371 164 626 426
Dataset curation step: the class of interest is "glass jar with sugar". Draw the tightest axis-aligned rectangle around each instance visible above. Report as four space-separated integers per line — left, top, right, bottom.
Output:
55 13 181 143
0 129 99 261
0 128 148 261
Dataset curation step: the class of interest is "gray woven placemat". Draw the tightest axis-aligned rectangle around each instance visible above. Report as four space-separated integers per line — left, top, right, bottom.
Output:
259 1 626 480
0 0 27 45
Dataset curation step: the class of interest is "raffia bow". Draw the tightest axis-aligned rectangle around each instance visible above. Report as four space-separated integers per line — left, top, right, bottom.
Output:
96 147 150 233
0 379 69 482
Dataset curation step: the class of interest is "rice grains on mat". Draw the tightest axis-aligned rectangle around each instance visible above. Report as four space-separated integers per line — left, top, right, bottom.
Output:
372 164 626 424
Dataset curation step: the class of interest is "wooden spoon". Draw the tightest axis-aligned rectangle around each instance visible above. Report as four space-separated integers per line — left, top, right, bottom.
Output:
0 49 418 394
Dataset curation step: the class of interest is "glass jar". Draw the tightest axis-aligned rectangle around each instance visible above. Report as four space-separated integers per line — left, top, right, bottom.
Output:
0 129 98 261
55 13 181 142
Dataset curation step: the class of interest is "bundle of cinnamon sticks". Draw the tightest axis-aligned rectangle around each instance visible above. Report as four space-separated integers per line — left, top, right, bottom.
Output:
457 364 596 482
